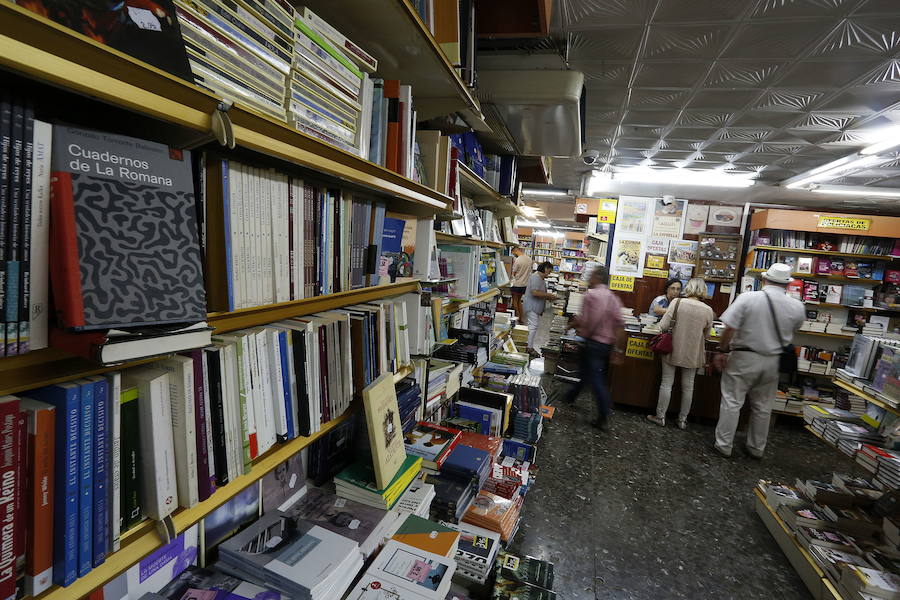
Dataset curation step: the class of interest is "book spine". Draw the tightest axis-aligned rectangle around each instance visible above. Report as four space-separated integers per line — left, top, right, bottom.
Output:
119 388 141 531
0 94 11 357
0 399 19 600
89 377 108 567
205 349 229 486
106 373 121 553
47 171 85 329
163 360 199 508
23 402 54 596
4 101 23 356
15 103 32 354
231 338 252 471
27 120 50 351
76 382 93 577
13 409 25 583
135 373 177 520
277 331 296 440
254 331 277 454
221 159 235 311
268 329 288 442
186 351 212 501
200 351 216 492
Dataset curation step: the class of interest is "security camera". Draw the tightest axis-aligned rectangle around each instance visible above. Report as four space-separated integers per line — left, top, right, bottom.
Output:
582 149 600 165
661 194 675 205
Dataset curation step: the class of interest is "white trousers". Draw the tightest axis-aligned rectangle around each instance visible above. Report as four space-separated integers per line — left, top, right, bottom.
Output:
714 351 780 455
655 362 697 421
527 311 540 349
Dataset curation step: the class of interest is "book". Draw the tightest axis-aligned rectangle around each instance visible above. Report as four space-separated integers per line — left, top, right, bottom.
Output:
0 398 18 600
105 372 122 553
119 386 142 530
493 575 558 600
49 125 205 330
825 285 843 305
20 398 55 596
841 565 900 599
361 374 407 489
391 514 460 557
156 356 199 508
403 422 461 471
86 375 109 567
335 455 422 510
796 256 813 274
73 379 93 577
497 552 552 587
49 322 214 365
365 539 455 599
28 119 51 352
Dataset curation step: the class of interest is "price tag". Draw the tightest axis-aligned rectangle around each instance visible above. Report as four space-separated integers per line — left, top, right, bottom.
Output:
127 7 162 31
348 519 360 530
288 474 297 488
334 498 346 508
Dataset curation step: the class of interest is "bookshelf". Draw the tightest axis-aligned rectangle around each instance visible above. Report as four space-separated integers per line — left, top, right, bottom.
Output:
0 280 421 397
750 246 898 262
458 163 519 217
443 287 502 314
36 408 356 600
0 3 452 216
435 231 506 249
745 269 882 284
832 378 900 417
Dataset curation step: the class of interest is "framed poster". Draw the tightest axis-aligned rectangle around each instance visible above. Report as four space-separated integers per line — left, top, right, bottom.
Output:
668 240 698 264
651 198 686 238
707 205 741 228
684 204 710 235
611 235 646 278
616 196 652 235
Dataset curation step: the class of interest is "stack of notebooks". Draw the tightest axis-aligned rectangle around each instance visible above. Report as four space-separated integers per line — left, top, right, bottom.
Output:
513 411 543 443
347 539 456 600
440 521 501 585
218 512 363 600
493 550 557 600
335 455 422 510
462 490 523 542
441 445 492 492
404 422 462 474
425 472 476 524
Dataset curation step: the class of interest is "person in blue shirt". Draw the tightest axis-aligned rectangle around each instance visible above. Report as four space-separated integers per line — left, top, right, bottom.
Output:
649 278 682 320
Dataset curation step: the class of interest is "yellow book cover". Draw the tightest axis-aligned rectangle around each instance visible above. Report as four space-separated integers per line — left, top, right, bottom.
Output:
363 373 407 489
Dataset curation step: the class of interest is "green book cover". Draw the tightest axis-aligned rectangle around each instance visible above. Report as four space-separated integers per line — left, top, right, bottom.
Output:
294 17 363 80
335 454 421 496
235 337 252 474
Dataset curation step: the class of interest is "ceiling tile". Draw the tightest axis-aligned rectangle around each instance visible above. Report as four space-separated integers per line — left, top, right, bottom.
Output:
665 126 719 140
703 141 758 153
817 87 900 113
722 22 832 59
568 29 644 61
643 24 732 59
633 62 709 88
621 110 676 127
756 89 826 111
810 18 900 58
718 127 772 142
751 0 853 19
779 60 883 88
563 0 655 28
654 0 749 23
860 59 900 88
705 61 783 87
628 88 690 107
730 111 804 128
578 62 632 87
689 89 762 109
677 111 733 127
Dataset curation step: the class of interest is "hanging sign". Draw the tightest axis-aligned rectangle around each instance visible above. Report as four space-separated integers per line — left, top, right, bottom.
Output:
626 337 654 360
817 216 871 231
609 275 635 292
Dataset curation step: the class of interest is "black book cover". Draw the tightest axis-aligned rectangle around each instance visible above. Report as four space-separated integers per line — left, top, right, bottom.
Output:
307 419 355 487
205 346 230 486
18 102 33 354
18 0 193 81
291 328 312 437
6 99 23 355
120 388 142 529
0 94 11 357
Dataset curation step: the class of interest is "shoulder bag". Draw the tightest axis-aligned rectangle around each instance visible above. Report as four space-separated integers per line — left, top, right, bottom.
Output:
764 293 798 374
650 299 680 355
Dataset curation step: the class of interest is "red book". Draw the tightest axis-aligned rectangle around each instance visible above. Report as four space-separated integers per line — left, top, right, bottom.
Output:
49 172 86 328
456 431 503 467
383 80 401 174
885 270 900 284
20 399 54 596
404 422 461 470
0 396 20 600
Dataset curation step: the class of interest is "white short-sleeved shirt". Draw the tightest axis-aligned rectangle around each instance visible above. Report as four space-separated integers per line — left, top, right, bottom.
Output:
523 272 547 315
720 286 805 355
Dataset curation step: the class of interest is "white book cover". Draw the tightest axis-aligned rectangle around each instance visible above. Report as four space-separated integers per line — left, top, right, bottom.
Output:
357 76 374 158
228 161 243 310
225 341 244 479
246 331 269 457
106 371 122 552
396 301 411 367
246 166 259 307
156 356 199 508
123 368 178 520
28 120 51 350
291 178 304 300
283 329 300 437
321 312 353 417
270 171 284 303
367 539 455 599
413 217 438 280
274 320 315 434
280 172 291 302
267 328 288 439
200 351 216 485
399 85 413 177
237 335 258 460
349 573 433 600
218 343 239 482
297 319 323 432
254 330 278 454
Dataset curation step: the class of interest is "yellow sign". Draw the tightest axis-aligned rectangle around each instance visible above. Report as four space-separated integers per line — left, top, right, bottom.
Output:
817 216 871 231
646 254 665 269
626 337 654 360
597 199 618 224
609 275 635 291
644 268 669 278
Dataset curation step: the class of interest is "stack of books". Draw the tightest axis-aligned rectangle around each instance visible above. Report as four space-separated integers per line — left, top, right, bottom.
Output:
493 550 557 599
508 374 543 414
456 431 504 470
425 471 476 524
440 521 501 585
397 379 425 434
218 512 363 600
799 320 828 333
404 422 462 474
512 411 543 443
394 477 436 518
441 445 492 492
389 514 460 558
335 455 422 510
823 421 883 447
622 308 641 332
348 539 456 599
462 490 523 542
836 391 868 416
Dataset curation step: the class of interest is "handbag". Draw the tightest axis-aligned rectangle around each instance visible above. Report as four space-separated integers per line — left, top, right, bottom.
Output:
650 299 680 355
764 292 798 375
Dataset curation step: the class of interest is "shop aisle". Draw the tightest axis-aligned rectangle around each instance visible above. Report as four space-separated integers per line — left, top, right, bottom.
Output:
508 384 852 600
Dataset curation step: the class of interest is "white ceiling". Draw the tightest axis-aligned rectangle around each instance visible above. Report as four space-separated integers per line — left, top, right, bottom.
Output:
540 0 900 211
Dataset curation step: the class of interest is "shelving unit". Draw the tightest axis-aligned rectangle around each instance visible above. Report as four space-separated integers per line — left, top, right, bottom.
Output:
750 246 899 262
744 269 881 284
435 231 505 249
458 163 518 217
443 287 501 314
832 378 900 416
37 408 356 600
796 331 855 340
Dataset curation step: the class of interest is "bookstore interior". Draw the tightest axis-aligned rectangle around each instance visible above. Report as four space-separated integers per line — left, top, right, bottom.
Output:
6 1 900 599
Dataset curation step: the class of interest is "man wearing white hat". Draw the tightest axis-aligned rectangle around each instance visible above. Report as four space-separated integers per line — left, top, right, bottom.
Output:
711 263 805 458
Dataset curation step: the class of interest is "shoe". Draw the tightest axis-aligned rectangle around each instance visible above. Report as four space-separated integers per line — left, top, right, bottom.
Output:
527 348 540 358
743 446 764 460
677 418 687 430
646 415 665 427
711 444 731 458
592 415 610 431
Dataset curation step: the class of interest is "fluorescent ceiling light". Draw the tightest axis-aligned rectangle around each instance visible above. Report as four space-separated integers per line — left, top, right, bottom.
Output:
612 167 756 188
860 126 900 155
784 154 885 189
536 230 564 238
520 187 571 197
808 184 900 197
519 205 543 216
517 219 551 228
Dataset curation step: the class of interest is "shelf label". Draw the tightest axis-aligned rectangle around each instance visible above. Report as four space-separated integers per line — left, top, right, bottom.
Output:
626 337 654 360
817 216 871 231
644 268 669 279
609 275 635 291
127 6 162 31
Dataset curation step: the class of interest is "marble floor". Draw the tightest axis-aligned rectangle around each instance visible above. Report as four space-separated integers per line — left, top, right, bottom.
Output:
506 356 852 599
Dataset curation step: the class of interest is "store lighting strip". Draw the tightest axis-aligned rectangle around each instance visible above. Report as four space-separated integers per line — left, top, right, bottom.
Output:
808 184 900 197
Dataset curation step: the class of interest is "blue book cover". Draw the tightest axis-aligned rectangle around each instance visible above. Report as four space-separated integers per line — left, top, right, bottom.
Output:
361 315 371 387
442 444 490 478
88 377 109 567
368 79 384 164
456 405 492 436
75 380 94 577
277 331 295 439
221 159 234 311
502 438 535 462
26 383 80 586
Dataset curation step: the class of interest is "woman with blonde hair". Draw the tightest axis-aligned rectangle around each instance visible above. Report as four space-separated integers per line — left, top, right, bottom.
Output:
647 277 715 429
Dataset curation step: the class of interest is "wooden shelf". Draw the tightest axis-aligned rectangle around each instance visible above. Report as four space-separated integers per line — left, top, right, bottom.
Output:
803 302 877 312
796 330 855 340
297 0 487 129
435 231 505 249
443 288 501 314
753 488 845 600
749 208 900 239
0 3 452 217
393 364 414 383
457 164 518 217
745 269 881 284
750 245 899 262
832 378 900 417
37 408 356 600
0 281 420 397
